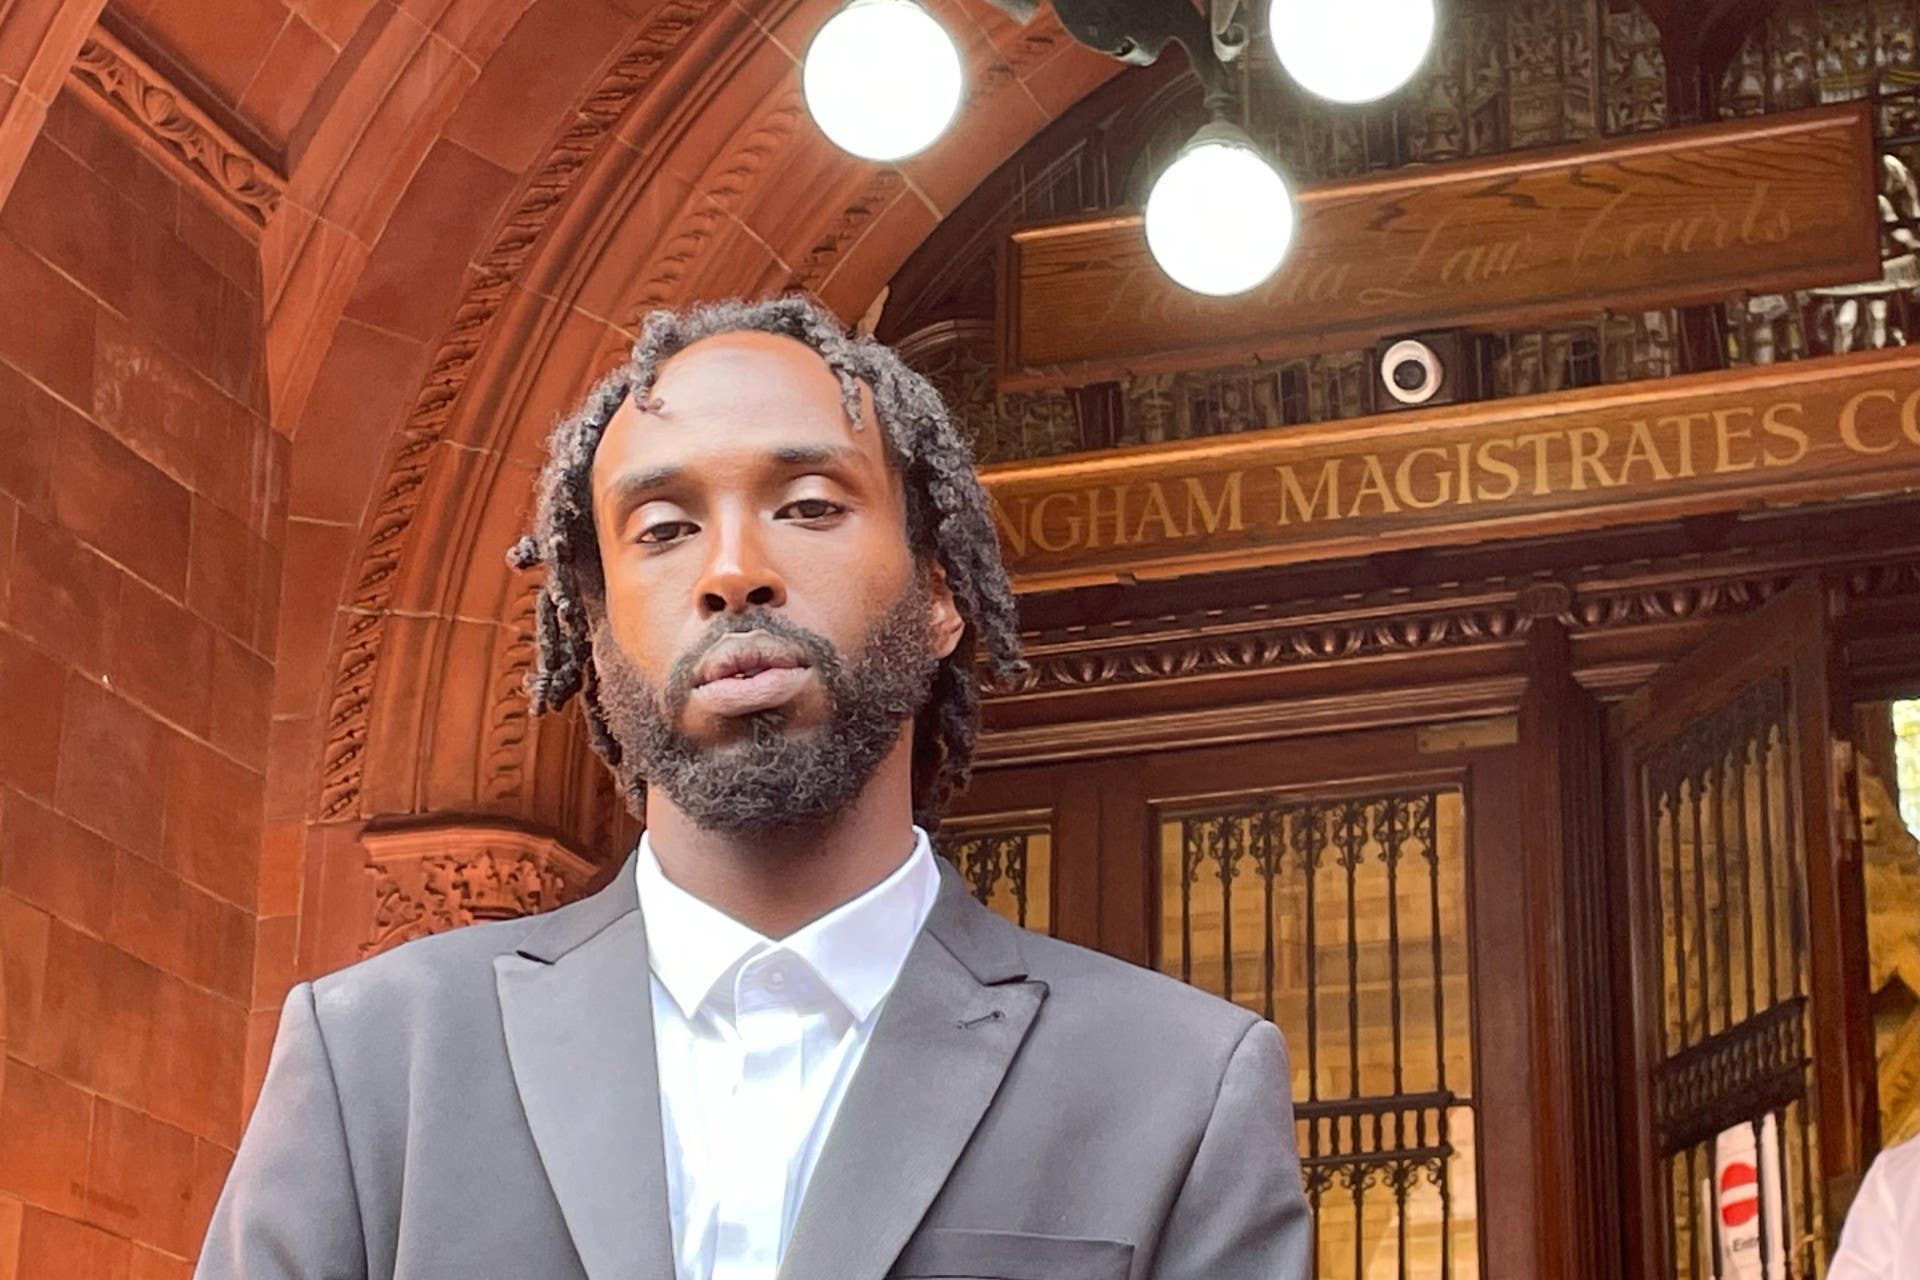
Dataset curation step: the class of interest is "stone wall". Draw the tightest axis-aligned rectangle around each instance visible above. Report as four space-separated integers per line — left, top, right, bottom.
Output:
0 88 285 1277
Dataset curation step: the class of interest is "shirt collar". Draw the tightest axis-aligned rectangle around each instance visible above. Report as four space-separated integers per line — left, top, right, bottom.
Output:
634 827 940 1024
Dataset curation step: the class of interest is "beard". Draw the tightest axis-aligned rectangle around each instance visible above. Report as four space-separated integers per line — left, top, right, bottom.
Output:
591 584 940 835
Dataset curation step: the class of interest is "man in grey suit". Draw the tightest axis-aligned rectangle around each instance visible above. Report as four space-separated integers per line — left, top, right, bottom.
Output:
197 295 1309 1280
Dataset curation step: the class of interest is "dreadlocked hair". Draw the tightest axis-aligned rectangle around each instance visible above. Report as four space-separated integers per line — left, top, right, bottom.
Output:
506 293 1028 831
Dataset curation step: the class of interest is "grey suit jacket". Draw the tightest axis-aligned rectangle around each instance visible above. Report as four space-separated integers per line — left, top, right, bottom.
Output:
196 853 1309 1280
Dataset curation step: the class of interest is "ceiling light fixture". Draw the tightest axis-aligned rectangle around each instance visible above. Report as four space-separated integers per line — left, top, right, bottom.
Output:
803 0 964 162
1145 119 1295 296
1267 0 1436 104
802 0 1438 293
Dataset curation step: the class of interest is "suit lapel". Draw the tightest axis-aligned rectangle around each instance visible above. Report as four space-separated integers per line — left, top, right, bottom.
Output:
494 852 677 1280
776 861 1048 1280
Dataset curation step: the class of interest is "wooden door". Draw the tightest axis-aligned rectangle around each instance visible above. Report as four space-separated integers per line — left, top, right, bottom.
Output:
1611 577 1876 1279
945 717 1538 1280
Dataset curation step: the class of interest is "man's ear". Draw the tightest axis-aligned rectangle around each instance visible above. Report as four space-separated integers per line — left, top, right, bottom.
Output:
924 559 966 660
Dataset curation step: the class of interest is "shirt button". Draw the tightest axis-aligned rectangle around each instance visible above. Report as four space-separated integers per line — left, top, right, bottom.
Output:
766 969 787 990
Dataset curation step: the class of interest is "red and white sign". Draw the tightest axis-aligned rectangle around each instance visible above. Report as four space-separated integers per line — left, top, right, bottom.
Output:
1721 1158 1761 1229
1701 1115 1791 1280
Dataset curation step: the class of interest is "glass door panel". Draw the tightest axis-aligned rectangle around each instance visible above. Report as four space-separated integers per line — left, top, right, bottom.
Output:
1155 787 1479 1280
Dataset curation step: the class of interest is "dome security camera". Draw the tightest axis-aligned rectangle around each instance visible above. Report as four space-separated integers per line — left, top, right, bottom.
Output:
1380 337 1444 406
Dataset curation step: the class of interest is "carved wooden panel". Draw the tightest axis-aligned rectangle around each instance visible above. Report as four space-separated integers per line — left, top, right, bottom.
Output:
999 104 1880 391
983 348 1919 591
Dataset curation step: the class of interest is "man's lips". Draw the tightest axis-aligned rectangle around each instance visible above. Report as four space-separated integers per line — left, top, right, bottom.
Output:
690 665 812 716
687 632 814 716
692 632 810 687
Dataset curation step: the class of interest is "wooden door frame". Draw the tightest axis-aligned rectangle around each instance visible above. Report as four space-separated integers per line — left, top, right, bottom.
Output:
1606 576 1878 1273
1520 618 1623 1280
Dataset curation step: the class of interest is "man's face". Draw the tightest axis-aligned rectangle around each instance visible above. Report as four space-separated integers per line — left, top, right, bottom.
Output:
586 330 962 828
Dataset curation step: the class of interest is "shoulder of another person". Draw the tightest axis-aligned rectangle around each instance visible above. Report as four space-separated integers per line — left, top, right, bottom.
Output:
1871 1131 1920 1205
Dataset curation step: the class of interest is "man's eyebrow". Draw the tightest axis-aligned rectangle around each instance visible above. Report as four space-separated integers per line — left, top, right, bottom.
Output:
771 444 865 471
602 446 865 514
602 465 683 513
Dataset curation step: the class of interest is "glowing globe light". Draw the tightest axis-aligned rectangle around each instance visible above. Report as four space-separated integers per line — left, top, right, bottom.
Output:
1269 0 1437 104
1145 124 1295 296
803 0 963 161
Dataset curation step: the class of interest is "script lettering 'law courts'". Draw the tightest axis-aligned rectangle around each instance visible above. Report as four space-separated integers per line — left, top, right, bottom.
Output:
999 104 1881 390
982 349 1920 591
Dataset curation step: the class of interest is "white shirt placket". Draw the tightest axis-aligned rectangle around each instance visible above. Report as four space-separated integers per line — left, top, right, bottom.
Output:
712 953 806 1280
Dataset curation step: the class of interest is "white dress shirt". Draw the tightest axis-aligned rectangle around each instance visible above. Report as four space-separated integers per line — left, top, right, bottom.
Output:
1829 1131 1920 1280
635 828 941 1280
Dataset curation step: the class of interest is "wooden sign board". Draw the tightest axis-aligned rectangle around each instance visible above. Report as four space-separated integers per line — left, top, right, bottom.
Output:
999 104 1881 391
983 348 1920 591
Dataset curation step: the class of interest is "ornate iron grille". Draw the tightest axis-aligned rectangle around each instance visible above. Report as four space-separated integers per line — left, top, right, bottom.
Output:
936 820 1052 933
1158 790 1477 1280
1640 674 1826 1278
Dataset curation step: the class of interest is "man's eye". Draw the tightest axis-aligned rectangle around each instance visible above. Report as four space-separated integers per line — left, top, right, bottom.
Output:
780 498 845 521
635 520 697 545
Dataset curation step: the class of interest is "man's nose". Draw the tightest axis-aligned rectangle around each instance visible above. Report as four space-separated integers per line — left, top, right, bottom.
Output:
693 515 787 617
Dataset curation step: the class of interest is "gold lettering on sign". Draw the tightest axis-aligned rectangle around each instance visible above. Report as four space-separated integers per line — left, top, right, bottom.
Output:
1028 491 1081 553
1085 485 1128 550
1394 446 1453 510
1350 456 1400 517
1658 413 1706 478
1714 407 1759 473
1619 421 1672 484
1841 389 1902 454
1133 482 1180 542
1761 402 1809 466
1277 460 1341 526
1184 473 1246 535
1475 439 1521 501
984 355 1920 585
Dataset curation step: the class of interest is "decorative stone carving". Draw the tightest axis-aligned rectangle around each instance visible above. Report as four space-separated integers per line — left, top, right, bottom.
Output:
69 29 283 227
1008 598 1537 694
483 578 543 805
320 1 720 821
629 96 806 314
1601 4 1665 134
793 169 907 291
361 820 598 955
